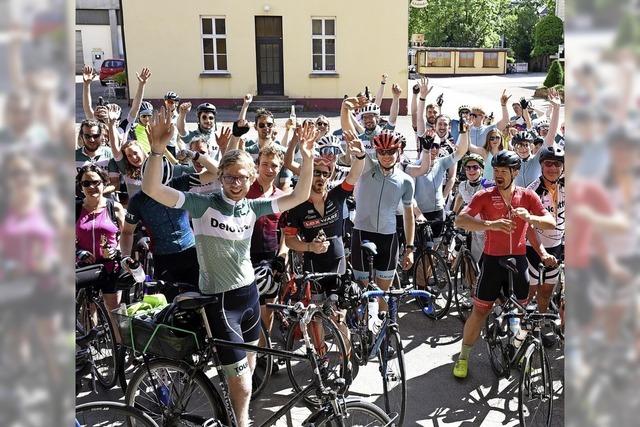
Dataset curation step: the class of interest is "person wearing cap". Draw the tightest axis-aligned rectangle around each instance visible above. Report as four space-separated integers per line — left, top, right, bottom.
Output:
468 90 510 148
450 104 470 142
163 91 181 155
453 153 487 263
509 97 533 132
177 101 223 163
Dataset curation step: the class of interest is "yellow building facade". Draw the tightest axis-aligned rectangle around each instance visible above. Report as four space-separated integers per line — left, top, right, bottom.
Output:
415 47 508 76
121 0 409 112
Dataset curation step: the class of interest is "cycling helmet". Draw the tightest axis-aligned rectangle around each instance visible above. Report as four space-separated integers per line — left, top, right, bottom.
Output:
141 155 174 185
535 118 550 130
254 261 277 296
538 144 565 164
458 104 471 114
316 135 342 148
512 131 533 144
373 130 404 151
461 153 485 168
164 91 179 101
196 102 217 116
491 150 522 170
358 102 380 118
139 101 153 116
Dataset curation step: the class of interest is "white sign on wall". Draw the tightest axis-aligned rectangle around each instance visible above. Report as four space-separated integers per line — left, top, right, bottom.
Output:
411 0 429 8
515 63 529 73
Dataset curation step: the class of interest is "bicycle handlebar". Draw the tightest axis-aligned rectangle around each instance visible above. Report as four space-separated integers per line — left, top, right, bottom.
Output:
361 288 435 300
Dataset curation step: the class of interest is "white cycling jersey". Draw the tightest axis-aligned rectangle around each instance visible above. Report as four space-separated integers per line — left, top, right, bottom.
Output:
526 176 565 248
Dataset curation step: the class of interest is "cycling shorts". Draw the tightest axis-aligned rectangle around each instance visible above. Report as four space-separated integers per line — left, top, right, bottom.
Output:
304 256 346 301
474 254 529 310
154 247 200 290
526 245 564 285
203 283 261 377
351 229 398 282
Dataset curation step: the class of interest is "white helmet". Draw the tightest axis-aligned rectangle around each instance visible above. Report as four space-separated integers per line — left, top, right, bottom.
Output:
356 103 380 121
254 261 277 296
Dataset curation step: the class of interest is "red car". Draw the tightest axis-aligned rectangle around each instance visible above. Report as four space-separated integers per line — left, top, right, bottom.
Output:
99 59 125 85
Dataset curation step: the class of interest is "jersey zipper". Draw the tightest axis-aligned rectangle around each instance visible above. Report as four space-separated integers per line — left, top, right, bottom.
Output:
376 174 386 233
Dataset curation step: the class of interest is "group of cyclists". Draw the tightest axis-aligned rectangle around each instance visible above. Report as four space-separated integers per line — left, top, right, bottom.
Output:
75 66 566 425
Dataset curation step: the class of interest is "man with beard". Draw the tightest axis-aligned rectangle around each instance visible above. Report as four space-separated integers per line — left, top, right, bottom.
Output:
75 119 113 171
357 83 401 156
452 150 555 379
177 102 221 161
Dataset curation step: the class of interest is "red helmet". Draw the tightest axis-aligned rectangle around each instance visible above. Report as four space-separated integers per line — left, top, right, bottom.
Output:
373 130 405 152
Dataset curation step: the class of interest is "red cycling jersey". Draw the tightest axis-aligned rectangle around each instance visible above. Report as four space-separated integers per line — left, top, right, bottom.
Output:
463 186 547 256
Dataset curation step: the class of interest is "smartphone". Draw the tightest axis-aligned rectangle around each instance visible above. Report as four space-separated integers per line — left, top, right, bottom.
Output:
364 86 371 101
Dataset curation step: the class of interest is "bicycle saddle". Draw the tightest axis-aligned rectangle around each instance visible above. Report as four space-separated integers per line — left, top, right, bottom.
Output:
498 257 518 274
174 291 219 310
360 240 378 256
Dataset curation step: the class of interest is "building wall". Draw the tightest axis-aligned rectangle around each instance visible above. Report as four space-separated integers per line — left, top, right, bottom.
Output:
121 0 408 112
76 24 114 67
416 50 506 75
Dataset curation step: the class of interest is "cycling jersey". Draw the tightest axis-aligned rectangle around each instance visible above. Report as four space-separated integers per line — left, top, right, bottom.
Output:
463 186 546 256
358 123 396 157
170 173 221 194
458 179 486 262
108 158 142 197
353 156 414 235
514 149 543 188
414 154 456 213
284 181 354 261
469 124 496 147
247 180 284 255
173 191 278 294
76 204 119 273
75 146 113 171
526 176 565 248
125 191 195 256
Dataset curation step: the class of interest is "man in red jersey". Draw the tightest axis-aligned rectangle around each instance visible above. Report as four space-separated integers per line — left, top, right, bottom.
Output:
451 150 556 379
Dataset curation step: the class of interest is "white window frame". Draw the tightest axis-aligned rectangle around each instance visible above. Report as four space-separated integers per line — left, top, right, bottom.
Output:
200 16 228 73
311 17 336 73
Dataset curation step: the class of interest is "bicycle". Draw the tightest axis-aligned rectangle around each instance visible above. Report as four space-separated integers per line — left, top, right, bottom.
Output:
449 228 480 323
342 240 434 426
75 401 159 427
482 257 560 427
124 294 392 426
412 221 453 319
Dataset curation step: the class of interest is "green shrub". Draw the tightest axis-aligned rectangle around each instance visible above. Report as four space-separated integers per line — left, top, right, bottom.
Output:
532 15 564 57
507 57 515 64
543 60 564 88
112 71 127 86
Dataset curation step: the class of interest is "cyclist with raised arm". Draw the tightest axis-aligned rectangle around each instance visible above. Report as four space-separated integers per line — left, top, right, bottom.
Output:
142 109 317 427
452 150 555 379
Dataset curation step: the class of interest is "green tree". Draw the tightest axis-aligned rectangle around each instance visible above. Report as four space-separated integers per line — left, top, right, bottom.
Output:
531 14 564 57
503 2 539 62
409 0 512 47
543 59 563 88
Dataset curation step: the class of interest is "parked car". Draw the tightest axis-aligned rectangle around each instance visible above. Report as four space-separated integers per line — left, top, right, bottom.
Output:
99 59 125 85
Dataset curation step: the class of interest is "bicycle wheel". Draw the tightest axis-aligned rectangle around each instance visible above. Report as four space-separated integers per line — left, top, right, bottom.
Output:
518 343 553 427
483 312 510 378
413 251 453 319
76 291 119 389
285 311 349 407
75 401 159 426
378 328 406 426
252 321 273 398
453 254 475 323
311 399 392 426
125 358 227 426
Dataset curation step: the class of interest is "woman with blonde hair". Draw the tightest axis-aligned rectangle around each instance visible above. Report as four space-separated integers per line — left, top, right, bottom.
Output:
468 128 506 182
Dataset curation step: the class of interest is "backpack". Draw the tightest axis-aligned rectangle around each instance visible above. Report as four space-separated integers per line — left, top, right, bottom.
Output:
75 198 118 226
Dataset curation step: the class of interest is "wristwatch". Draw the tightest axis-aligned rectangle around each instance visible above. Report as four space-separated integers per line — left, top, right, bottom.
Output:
405 245 416 252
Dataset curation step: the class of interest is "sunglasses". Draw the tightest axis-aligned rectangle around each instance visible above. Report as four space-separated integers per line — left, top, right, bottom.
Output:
542 160 563 168
81 180 103 188
430 143 441 149
313 170 332 178
222 175 249 185
258 122 274 129
83 133 101 140
316 122 329 127
459 110 470 115
140 115 152 119
465 165 481 171
488 136 501 141
317 146 343 157
201 115 215 120
376 149 398 156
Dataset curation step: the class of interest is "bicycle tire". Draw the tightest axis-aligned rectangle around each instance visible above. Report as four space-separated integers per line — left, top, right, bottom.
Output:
125 357 228 426
483 312 510 378
75 401 159 427
252 321 273 398
76 290 119 389
453 254 475 323
311 399 393 426
285 310 349 407
518 343 553 427
378 328 406 426
413 251 453 319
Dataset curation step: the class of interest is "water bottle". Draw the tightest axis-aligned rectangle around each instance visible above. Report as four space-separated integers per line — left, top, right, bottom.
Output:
513 327 528 349
123 257 146 283
508 312 521 344
289 105 297 127
158 384 171 406
367 300 379 332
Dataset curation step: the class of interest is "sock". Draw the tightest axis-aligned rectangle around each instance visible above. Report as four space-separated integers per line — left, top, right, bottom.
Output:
459 344 473 360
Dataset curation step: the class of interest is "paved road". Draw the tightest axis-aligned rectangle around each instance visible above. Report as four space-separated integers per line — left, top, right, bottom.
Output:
76 73 564 425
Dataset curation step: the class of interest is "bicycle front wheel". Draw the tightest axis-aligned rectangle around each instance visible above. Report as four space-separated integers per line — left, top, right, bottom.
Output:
75 401 159 426
518 343 554 427
413 251 453 319
313 399 392 426
378 328 406 426
285 311 349 407
453 254 476 323
125 358 227 426
483 312 510 378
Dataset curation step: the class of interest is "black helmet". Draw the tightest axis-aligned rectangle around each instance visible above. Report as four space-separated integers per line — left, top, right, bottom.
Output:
512 131 533 144
164 91 179 101
196 103 217 116
538 144 565 164
491 150 521 170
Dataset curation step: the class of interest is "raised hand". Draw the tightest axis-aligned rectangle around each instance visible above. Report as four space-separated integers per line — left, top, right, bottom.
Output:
82 65 97 84
500 89 512 106
179 102 192 113
145 107 174 153
297 122 319 159
381 73 388 84
418 76 433 99
243 93 253 104
176 149 196 162
343 96 366 111
547 87 561 107
216 126 232 152
344 130 365 157
136 67 152 84
107 104 121 122
392 83 402 97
